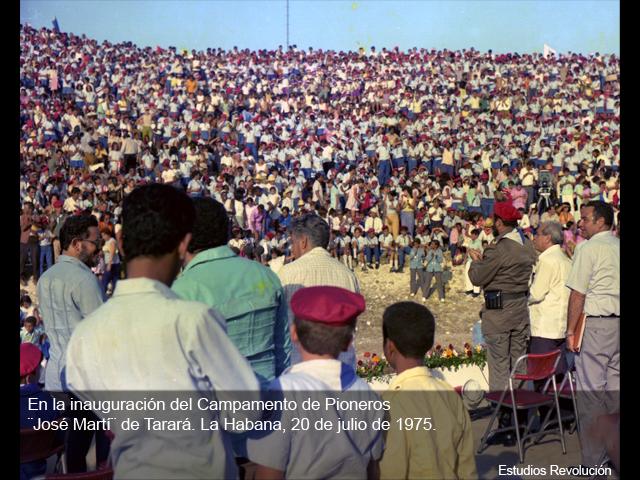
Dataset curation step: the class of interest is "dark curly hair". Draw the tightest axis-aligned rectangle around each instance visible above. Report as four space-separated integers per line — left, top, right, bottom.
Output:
121 184 195 261
188 198 230 253
59 214 99 251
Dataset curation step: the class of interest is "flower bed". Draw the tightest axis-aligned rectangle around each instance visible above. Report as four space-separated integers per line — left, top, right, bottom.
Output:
356 343 487 383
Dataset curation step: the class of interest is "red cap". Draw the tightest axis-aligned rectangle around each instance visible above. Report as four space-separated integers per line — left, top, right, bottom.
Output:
291 286 365 326
494 201 523 222
20 343 42 377
53 200 63 208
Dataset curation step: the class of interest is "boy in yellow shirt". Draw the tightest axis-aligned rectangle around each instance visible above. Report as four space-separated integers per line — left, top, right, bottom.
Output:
379 301 478 479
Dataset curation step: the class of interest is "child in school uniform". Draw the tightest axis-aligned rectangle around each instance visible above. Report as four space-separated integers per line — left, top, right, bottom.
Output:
247 286 385 479
379 301 478 479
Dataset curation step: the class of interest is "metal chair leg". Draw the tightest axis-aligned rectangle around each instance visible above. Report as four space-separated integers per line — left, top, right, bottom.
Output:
476 398 503 454
510 391 524 463
552 378 567 455
568 371 580 435
477 387 510 454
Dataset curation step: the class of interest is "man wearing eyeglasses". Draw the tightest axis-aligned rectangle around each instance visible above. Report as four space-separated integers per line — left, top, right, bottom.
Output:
566 201 620 471
36 214 109 473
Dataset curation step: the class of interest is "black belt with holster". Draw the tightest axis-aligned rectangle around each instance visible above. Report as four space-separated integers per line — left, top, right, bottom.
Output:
484 291 528 310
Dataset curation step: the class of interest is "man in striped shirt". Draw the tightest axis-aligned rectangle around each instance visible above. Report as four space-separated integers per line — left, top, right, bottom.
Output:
278 214 360 368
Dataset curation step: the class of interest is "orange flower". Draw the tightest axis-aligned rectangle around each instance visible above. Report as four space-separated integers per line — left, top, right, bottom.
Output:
372 355 380 363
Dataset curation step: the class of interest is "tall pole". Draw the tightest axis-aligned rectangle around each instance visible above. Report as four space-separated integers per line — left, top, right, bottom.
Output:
286 0 290 48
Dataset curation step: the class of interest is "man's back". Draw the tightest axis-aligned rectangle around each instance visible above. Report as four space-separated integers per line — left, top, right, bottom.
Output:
279 247 360 294
172 246 291 386
65 277 261 479
278 247 360 366
37 255 103 391
380 367 477 480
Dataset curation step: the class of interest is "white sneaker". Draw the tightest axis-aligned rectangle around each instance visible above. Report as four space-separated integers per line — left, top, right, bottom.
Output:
440 298 445 303
422 297 428 302
410 293 416 297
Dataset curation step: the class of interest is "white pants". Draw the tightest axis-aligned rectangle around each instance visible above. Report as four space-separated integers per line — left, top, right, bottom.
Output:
464 260 480 293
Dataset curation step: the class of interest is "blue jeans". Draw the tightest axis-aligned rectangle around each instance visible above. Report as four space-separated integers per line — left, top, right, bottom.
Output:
400 211 415 237
392 157 406 170
397 246 412 270
378 160 391 187
407 157 417 173
246 143 258 161
39 245 53 277
441 164 454 176
101 263 121 295
364 245 381 265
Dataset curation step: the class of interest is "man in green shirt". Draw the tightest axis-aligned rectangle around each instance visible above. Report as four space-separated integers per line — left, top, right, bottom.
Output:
172 198 291 387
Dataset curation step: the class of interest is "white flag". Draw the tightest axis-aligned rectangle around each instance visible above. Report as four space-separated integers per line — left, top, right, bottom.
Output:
543 44 557 58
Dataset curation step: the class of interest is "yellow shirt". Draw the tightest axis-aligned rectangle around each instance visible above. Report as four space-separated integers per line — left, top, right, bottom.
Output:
442 148 454 166
380 367 477 480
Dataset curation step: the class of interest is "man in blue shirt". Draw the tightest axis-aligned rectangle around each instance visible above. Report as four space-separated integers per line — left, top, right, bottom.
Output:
423 240 446 303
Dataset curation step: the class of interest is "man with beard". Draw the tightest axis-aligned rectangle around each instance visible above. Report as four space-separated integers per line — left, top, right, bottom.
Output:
36 214 109 472
468 201 537 445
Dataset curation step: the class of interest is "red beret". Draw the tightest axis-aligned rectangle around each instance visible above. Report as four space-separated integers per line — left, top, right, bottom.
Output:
494 201 523 222
291 286 365 326
20 343 42 377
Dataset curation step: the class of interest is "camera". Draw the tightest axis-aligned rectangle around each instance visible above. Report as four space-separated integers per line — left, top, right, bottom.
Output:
538 171 553 192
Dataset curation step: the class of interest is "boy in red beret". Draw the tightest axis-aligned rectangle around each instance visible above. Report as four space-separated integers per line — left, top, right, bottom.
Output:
20 343 63 479
247 286 384 479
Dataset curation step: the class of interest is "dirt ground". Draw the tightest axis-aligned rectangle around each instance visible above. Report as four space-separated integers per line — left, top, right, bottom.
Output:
354 261 484 359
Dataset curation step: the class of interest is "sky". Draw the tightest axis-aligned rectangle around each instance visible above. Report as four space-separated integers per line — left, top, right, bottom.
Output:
20 1 619 54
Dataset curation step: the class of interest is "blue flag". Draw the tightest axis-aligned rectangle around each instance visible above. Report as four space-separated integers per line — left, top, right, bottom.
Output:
52 17 60 33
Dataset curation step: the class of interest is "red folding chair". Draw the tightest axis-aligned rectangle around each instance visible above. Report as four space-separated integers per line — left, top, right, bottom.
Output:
20 420 65 472
537 367 580 437
476 349 566 463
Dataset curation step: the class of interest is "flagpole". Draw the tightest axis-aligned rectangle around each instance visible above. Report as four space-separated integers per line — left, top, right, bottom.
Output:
286 0 289 48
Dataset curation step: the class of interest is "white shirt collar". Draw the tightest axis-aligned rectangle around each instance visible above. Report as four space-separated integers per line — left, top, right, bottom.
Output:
590 230 614 241
112 277 178 299
539 243 562 260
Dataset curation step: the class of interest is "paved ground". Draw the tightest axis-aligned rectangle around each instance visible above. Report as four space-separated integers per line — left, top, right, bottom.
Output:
471 408 584 479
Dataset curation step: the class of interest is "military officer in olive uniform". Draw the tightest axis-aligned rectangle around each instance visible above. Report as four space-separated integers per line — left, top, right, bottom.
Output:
468 200 538 443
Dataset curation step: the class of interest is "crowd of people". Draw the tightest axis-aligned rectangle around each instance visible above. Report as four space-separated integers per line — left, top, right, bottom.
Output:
20 24 619 288
20 23 620 478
